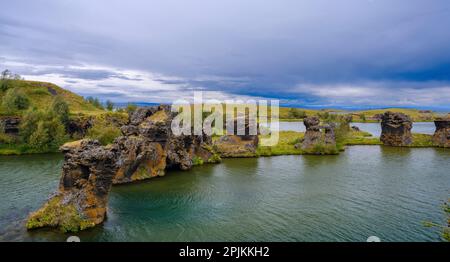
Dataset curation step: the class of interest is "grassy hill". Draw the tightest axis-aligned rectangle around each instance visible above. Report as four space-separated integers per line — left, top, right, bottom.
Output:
0 80 104 116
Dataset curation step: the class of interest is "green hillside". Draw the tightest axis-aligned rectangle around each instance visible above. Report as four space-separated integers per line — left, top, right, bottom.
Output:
0 80 104 116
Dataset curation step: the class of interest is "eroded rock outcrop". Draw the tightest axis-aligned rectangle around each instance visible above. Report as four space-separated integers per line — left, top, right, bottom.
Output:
300 116 337 154
67 115 94 138
433 118 450 148
112 136 166 184
27 140 118 232
67 113 128 138
0 116 20 135
214 118 259 157
380 111 412 146
27 105 220 232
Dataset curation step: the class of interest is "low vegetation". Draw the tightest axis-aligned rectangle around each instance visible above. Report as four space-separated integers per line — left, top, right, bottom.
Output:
408 134 434 147
86 116 122 146
257 131 305 156
26 196 95 233
424 199 450 242
0 75 129 154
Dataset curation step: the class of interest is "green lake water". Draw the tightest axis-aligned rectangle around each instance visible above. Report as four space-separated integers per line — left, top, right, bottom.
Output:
0 146 449 242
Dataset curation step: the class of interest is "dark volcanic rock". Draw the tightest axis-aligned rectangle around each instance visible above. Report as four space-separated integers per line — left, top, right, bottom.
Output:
129 106 163 125
67 116 94 138
27 105 220 231
27 140 119 231
433 118 450 148
351 126 361 132
380 111 413 146
301 117 336 153
0 116 20 135
112 136 166 184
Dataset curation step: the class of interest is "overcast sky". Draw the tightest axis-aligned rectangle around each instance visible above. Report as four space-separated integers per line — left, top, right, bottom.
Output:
1 0 450 109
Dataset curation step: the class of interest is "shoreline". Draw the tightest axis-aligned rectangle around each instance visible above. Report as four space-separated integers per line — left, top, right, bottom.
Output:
1 131 444 157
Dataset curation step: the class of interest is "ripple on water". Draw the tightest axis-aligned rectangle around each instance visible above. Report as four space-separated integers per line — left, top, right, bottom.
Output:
0 147 449 242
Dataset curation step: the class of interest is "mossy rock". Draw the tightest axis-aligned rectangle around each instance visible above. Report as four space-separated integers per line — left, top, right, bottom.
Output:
26 196 95 233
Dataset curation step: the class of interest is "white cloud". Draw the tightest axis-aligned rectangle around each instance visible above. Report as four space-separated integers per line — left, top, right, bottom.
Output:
293 82 450 107
1 58 271 104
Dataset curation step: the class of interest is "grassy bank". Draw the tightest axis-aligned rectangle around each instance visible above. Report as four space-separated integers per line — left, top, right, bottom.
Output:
254 130 439 158
257 131 305 156
0 143 61 155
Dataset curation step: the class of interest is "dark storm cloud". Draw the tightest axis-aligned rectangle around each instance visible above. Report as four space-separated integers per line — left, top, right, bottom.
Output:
1 0 450 108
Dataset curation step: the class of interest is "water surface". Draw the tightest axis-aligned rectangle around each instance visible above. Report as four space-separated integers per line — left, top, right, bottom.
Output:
351 122 436 137
0 146 448 242
274 121 435 137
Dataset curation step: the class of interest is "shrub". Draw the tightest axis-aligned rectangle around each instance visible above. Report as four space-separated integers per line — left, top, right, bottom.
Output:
0 132 14 144
85 96 104 110
106 100 114 111
1 88 30 113
20 108 68 152
192 156 204 166
0 80 10 92
28 121 50 151
86 120 121 145
51 96 70 125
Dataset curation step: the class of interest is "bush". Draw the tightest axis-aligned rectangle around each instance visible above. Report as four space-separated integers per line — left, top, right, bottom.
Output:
0 132 15 144
0 80 10 92
20 108 68 152
106 100 114 111
28 121 50 151
85 96 104 110
86 120 121 145
1 88 30 113
51 96 70 125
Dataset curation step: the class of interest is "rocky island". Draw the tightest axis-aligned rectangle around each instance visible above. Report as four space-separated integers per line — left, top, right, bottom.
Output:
380 111 413 146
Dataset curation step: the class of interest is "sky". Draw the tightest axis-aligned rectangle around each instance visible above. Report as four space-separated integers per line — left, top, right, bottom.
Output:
1 0 450 109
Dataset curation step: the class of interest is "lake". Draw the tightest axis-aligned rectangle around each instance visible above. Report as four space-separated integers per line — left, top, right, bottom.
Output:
0 146 448 242
273 121 436 137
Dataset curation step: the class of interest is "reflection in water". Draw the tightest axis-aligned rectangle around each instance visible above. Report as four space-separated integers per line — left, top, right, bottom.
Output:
0 147 449 242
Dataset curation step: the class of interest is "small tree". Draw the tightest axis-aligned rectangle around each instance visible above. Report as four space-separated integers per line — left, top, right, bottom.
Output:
0 70 23 91
20 108 68 152
28 121 50 151
106 100 114 111
45 112 67 148
1 88 30 113
13 74 23 80
1 69 11 80
85 96 104 109
1 70 11 92
51 96 70 125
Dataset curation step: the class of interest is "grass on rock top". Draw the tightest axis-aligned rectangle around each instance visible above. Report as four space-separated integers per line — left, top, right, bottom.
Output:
0 80 104 116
